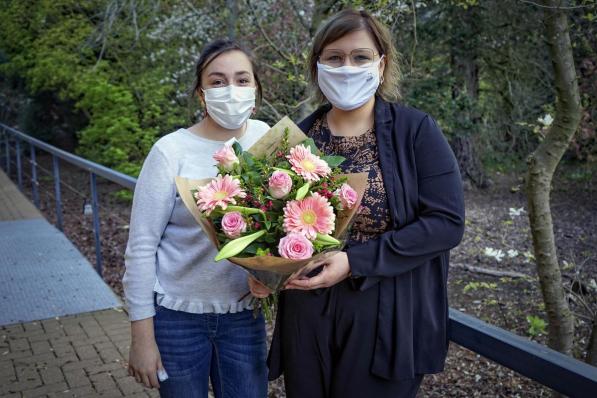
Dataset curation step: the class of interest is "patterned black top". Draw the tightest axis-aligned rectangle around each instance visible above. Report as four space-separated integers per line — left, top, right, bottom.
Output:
308 115 391 245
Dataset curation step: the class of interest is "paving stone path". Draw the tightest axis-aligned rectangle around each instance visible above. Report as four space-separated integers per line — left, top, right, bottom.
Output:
0 309 160 397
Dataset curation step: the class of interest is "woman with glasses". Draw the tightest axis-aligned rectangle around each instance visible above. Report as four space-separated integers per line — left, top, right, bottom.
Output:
261 9 465 398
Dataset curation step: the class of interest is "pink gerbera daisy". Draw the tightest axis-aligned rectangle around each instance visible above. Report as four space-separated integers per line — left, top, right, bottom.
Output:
287 144 331 182
195 175 246 215
283 193 335 240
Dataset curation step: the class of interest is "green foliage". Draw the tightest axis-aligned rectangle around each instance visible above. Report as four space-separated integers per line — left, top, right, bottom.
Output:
73 71 155 175
1 0 595 175
463 281 497 293
526 315 547 337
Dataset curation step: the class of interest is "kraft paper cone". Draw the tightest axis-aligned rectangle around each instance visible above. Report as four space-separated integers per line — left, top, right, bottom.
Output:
173 116 369 289
175 172 367 274
246 116 308 157
175 176 219 247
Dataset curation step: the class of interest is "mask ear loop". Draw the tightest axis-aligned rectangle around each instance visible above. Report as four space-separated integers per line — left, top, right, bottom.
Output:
197 88 209 121
378 54 386 84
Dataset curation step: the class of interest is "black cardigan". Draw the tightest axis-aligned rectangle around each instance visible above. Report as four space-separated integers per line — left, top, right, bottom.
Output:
268 97 465 381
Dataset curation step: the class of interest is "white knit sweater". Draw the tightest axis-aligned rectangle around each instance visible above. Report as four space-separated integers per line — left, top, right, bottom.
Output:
123 120 270 321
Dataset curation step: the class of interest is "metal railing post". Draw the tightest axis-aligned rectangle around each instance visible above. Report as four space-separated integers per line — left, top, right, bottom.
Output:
30 143 40 208
2 127 10 176
15 138 22 190
90 172 103 275
52 155 63 231
4 130 9 174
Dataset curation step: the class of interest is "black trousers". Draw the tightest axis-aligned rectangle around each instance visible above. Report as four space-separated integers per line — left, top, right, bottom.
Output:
280 279 423 398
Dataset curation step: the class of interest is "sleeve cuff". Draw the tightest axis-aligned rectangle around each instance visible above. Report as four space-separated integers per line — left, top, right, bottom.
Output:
127 305 156 321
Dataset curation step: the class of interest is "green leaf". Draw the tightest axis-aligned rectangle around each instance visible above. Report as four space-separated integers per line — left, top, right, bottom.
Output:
295 182 310 200
232 141 243 156
272 167 296 176
215 230 266 261
275 160 291 169
321 155 345 168
225 205 263 216
301 138 320 155
244 243 267 255
242 152 255 167
314 233 341 246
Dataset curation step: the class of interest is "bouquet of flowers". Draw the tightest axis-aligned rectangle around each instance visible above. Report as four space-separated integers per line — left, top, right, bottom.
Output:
175 117 367 299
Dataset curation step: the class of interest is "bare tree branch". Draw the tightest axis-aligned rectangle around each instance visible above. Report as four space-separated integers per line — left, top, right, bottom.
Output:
245 0 292 62
261 97 283 120
518 0 596 9
94 0 121 68
452 263 532 279
409 0 418 73
288 0 310 32
130 0 139 42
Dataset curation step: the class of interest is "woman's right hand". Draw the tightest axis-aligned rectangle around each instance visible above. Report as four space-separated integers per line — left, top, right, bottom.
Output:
128 318 164 389
248 276 272 298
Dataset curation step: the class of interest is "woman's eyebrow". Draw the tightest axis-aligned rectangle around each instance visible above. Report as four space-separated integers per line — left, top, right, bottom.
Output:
207 71 250 77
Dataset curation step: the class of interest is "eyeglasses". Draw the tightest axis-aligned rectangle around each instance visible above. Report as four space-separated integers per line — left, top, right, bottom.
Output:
319 48 380 68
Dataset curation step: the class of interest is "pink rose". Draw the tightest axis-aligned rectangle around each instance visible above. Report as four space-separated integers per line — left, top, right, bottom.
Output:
278 233 314 260
268 171 293 199
221 211 247 238
213 144 239 171
335 183 358 210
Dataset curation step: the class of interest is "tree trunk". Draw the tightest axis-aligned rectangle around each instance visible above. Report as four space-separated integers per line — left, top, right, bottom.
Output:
449 5 488 188
226 0 238 40
526 0 581 356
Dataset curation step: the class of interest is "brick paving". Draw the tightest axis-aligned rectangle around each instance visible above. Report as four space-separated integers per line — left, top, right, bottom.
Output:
0 309 160 397
0 170 42 222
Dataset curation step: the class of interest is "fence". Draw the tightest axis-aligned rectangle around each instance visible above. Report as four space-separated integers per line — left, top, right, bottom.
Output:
1 123 596 397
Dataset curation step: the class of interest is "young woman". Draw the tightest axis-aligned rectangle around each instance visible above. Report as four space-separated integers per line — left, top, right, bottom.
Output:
124 39 270 398
261 9 465 398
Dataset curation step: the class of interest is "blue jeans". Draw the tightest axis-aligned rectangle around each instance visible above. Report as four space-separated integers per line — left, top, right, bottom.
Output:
154 306 267 398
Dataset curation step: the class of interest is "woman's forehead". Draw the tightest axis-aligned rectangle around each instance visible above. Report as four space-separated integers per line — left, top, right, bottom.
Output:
323 30 378 52
204 50 253 76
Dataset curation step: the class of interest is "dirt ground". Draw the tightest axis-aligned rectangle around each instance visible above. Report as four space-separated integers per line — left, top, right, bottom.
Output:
10 154 596 397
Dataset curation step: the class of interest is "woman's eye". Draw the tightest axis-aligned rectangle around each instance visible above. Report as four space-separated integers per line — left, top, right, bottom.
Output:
212 80 225 86
239 78 250 85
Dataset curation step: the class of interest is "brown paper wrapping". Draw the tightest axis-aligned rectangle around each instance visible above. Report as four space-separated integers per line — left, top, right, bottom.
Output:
174 117 368 289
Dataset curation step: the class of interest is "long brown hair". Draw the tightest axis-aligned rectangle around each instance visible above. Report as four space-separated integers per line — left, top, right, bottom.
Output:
308 9 401 103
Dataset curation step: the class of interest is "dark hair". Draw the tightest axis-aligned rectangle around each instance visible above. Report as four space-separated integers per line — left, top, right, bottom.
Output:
191 39 262 106
308 9 401 103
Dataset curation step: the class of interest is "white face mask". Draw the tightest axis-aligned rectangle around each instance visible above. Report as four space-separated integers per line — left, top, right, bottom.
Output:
202 85 256 130
317 56 384 111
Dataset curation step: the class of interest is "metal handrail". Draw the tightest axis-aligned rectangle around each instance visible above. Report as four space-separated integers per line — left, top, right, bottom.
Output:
1 123 596 396
1 123 137 274
450 309 597 397
1 124 136 189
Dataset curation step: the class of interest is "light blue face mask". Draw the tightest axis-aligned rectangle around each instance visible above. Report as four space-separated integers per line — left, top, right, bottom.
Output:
317 56 384 111
202 85 256 130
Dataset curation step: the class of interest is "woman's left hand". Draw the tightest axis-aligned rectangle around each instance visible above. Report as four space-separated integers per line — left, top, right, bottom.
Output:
248 276 272 298
284 251 351 290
